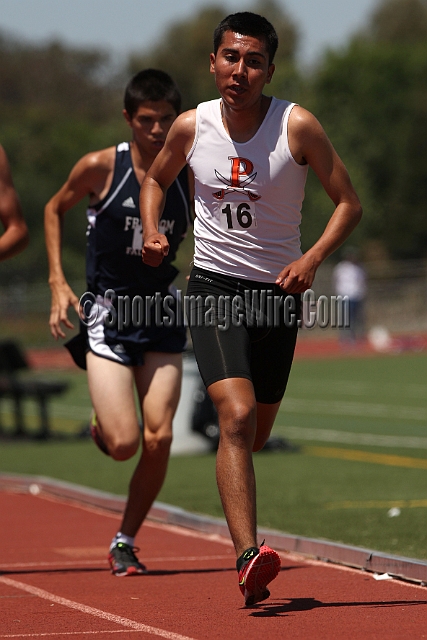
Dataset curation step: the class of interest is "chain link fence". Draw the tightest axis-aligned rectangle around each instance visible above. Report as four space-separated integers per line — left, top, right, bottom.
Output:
0 261 426 346
310 259 427 336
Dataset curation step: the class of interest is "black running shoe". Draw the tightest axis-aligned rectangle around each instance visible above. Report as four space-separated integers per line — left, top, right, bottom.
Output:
108 542 147 577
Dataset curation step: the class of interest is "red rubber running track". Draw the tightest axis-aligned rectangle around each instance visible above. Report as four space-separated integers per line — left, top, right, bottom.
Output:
1 481 427 639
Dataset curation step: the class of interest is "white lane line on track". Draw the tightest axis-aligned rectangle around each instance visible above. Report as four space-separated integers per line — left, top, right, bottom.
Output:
281 397 427 421
278 426 427 449
18 491 233 547
0 632 149 637
0 554 232 569
289 379 427 399
0 576 195 640
144 521 233 546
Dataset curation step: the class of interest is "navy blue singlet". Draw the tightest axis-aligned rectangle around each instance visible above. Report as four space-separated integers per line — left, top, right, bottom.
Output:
86 142 191 298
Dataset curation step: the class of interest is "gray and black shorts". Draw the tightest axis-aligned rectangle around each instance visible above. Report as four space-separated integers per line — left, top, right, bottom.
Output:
65 293 187 370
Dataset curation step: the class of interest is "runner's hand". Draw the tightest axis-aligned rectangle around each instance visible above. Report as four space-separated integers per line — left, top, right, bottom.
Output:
48 282 80 340
142 232 169 267
276 254 319 293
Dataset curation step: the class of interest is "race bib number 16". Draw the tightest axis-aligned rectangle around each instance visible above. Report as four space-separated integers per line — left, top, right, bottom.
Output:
217 202 257 231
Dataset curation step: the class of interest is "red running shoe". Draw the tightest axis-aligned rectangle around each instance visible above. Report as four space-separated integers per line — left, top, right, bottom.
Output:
90 411 110 456
238 543 281 606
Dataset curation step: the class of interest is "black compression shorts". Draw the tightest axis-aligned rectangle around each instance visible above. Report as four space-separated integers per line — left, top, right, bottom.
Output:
186 267 300 404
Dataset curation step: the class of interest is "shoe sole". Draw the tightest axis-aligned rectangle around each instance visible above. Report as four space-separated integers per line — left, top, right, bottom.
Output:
111 567 147 577
242 546 281 606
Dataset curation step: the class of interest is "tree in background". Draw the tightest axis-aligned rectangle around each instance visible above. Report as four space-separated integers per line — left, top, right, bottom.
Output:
302 0 427 259
0 33 127 284
128 0 300 110
369 0 427 42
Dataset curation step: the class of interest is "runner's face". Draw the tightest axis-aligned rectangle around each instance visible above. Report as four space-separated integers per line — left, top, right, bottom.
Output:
123 100 177 159
210 31 274 109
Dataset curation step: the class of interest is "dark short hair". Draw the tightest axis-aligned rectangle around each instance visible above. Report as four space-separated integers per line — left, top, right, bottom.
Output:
213 12 278 64
124 69 181 118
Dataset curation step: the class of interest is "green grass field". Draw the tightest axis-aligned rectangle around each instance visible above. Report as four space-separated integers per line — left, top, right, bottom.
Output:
0 350 426 560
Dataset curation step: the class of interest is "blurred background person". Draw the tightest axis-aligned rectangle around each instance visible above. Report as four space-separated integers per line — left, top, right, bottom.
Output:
332 246 367 345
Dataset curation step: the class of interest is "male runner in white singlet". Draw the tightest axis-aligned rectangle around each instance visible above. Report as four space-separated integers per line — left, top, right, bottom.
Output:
45 70 192 577
140 13 362 605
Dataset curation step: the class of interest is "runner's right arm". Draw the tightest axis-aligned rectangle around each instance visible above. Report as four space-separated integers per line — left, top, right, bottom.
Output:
141 110 196 267
44 149 114 339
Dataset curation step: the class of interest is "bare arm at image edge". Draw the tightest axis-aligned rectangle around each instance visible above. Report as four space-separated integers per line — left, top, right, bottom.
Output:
0 145 29 262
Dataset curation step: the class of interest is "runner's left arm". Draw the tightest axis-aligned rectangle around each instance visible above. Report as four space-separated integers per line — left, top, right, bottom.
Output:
276 107 362 293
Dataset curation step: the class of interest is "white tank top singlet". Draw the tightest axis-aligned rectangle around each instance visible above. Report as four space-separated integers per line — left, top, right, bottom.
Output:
186 97 309 283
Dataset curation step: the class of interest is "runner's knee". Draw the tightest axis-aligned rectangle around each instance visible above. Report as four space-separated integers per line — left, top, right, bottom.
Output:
143 427 172 457
217 401 256 446
107 432 140 461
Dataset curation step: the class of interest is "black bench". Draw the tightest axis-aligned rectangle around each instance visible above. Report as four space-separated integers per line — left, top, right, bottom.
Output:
0 340 69 439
